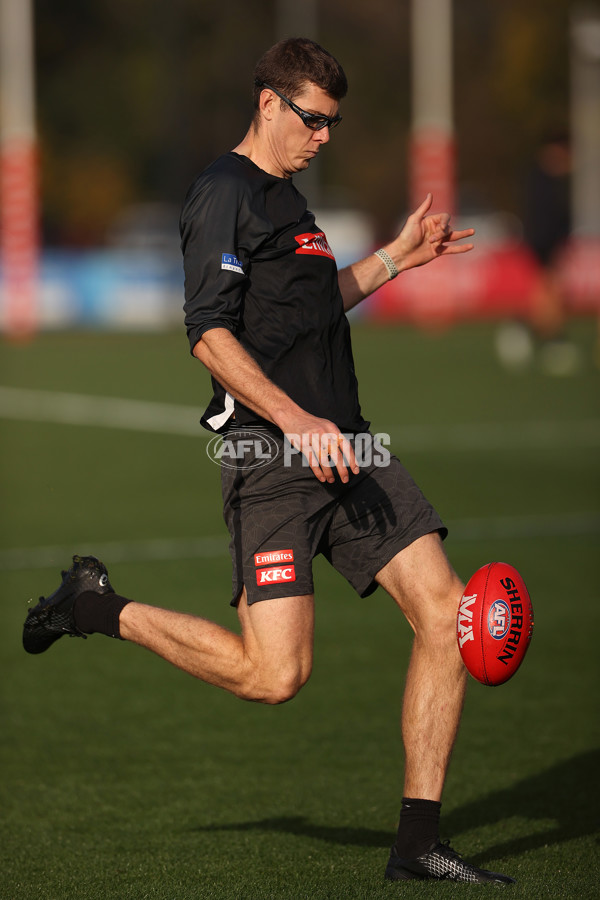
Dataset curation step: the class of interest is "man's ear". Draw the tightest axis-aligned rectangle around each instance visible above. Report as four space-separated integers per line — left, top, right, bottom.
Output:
259 87 276 122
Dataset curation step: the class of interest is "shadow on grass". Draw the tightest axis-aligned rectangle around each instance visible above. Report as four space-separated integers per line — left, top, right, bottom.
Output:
445 746 600 865
191 815 392 849
190 748 599 861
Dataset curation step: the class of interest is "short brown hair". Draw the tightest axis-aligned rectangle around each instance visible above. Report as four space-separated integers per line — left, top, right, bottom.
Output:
252 38 348 111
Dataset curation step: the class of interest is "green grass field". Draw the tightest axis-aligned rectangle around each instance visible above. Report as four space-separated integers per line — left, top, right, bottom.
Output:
1 321 599 899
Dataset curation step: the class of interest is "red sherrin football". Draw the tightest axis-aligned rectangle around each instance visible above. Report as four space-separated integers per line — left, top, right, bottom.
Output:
457 562 534 686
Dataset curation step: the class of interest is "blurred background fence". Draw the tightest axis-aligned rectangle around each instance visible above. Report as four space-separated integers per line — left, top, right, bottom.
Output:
1 0 599 335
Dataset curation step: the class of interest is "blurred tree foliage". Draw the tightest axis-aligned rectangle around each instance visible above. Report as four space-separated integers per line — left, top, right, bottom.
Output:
33 0 587 245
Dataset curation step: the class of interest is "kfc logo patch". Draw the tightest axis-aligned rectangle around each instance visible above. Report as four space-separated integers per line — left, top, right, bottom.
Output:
256 565 296 586
254 549 294 567
294 232 335 260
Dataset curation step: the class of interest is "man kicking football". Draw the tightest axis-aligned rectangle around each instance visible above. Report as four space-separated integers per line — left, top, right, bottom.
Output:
23 38 515 885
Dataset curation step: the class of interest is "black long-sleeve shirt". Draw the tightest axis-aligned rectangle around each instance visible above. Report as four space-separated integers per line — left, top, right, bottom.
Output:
180 152 368 434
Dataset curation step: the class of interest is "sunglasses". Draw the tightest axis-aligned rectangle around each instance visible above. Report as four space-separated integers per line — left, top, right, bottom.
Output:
256 81 342 132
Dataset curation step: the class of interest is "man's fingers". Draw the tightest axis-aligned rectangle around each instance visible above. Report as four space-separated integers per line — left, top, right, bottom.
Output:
338 434 360 477
319 459 335 483
429 227 475 244
290 426 362 485
410 193 433 220
310 435 337 484
304 445 329 483
439 242 475 255
301 431 360 484
448 227 476 242
318 433 348 483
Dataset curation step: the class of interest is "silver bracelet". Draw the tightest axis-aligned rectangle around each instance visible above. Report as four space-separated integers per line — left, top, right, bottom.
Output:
374 248 399 281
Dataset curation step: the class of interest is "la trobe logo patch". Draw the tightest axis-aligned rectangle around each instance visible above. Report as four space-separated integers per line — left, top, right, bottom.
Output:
221 252 244 274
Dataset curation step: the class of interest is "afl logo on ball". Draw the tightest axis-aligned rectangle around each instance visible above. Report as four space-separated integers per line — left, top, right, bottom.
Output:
488 600 511 640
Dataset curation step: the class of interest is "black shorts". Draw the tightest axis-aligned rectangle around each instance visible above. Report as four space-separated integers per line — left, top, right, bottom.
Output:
220 428 447 605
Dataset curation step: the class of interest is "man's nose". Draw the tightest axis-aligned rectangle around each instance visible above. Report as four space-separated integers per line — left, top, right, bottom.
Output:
313 125 330 143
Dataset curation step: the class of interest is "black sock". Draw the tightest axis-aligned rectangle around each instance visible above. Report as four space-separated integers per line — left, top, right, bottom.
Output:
394 797 441 859
73 591 131 640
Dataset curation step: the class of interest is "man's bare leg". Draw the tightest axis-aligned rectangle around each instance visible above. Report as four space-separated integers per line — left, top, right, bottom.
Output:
119 589 314 705
376 532 467 801
380 536 516 884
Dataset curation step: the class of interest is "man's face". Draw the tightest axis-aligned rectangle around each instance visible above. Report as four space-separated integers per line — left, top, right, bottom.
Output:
264 83 340 178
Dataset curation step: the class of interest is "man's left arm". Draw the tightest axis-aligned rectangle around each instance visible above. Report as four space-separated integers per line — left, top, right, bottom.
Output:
338 193 475 313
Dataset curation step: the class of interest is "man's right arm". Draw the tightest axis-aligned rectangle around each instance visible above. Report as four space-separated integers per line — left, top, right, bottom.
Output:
182 169 357 482
193 328 358 484
338 194 475 312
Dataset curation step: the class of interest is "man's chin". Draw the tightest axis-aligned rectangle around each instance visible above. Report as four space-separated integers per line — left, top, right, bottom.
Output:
289 156 314 176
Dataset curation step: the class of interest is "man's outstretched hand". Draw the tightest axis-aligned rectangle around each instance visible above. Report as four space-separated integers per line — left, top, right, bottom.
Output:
392 193 475 272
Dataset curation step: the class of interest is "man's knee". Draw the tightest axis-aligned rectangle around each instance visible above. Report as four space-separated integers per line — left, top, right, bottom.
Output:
393 566 463 651
411 594 465 679
427 608 461 653
423 578 463 637
242 661 312 705
236 592 315 704
263 669 310 705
